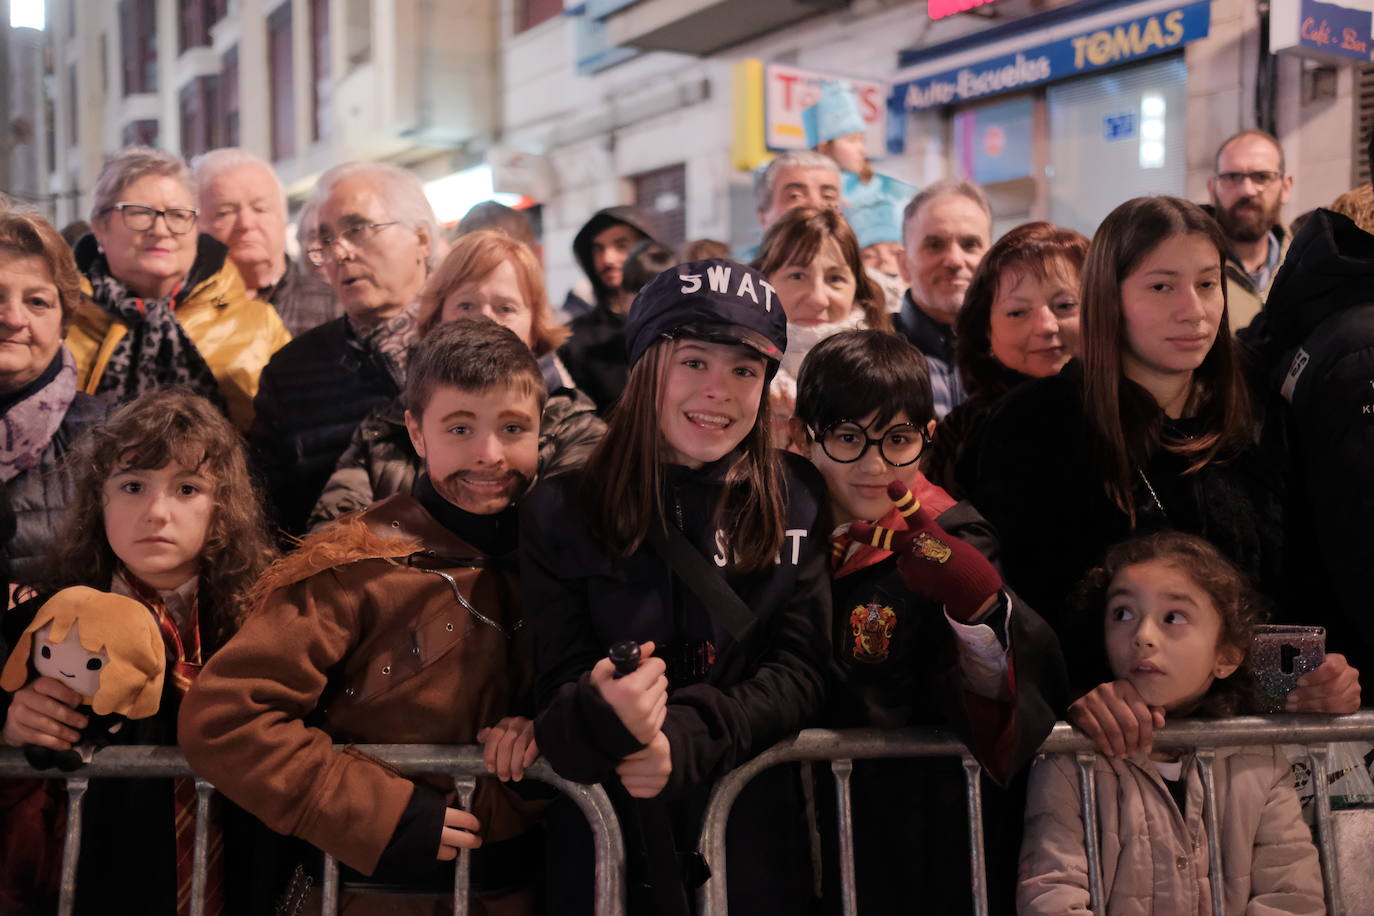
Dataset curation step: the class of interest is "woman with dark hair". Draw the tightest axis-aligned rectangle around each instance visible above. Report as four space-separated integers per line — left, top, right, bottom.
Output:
752 206 892 438
0 206 108 586
967 197 1290 690
926 221 1089 497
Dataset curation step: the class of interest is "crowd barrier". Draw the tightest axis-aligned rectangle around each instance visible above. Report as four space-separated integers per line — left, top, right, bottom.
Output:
696 712 1374 916
2 714 1371 916
0 744 626 916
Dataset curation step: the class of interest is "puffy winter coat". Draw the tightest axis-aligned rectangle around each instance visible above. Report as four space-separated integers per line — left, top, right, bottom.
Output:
6 393 107 586
68 234 291 430
308 387 605 532
1018 746 1323 915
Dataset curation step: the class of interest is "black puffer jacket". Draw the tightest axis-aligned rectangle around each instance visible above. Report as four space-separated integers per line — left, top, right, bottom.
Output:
248 317 401 537
557 208 655 412
1241 208 1374 684
6 392 107 586
307 386 606 531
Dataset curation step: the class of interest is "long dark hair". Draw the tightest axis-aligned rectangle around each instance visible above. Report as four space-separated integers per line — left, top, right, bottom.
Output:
34 389 277 651
955 221 1089 401
1079 196 1254 522
1077 531 1265 715
581 338 786 571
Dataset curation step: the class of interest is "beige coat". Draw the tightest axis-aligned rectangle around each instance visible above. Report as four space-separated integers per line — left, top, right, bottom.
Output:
1018 745 1324 915
1224 226 1291 333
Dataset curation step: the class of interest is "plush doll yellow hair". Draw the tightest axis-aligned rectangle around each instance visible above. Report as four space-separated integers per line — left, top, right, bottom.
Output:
1 586 165 718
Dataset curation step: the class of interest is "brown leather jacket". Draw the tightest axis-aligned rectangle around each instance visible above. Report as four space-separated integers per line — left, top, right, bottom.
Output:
177 495 534 876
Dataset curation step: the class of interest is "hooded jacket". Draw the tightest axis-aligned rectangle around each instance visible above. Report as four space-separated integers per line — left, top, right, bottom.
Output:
1240 208 1374 682
557 208 655 411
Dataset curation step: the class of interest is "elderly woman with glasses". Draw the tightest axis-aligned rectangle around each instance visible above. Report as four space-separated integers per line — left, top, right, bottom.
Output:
67 146 290 429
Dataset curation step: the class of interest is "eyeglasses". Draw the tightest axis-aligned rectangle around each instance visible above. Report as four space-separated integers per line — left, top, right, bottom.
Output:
101 203 199 234
1215 171 1283 189
305 221 400 267
812 420 929 467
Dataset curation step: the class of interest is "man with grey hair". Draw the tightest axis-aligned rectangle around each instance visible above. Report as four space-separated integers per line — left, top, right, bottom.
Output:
754 149 842 230
249 160 439 535
895 179 992 418
192 147 339 336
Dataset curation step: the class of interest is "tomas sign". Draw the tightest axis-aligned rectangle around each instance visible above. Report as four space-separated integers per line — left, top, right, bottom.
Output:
892 1 1211 113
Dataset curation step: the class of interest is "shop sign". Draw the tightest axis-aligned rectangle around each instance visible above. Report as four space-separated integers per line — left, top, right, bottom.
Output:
891 1 1211 113
763 63 888 154
1271 0 1372 65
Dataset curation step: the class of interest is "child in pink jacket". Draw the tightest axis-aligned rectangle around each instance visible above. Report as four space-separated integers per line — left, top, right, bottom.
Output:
1018 532 1324 915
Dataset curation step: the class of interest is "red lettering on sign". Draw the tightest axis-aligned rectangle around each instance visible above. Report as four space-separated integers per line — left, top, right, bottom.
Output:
928 0 996 20
776 72 799 110
859 86 880 121
1342 28 1368 53
1301 17 1333 46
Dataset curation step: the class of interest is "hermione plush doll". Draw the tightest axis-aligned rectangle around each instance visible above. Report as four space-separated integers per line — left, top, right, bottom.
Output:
1 586 165 770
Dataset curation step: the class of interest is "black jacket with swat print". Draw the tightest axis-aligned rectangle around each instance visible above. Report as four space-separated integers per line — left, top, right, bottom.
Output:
520 450 832 915
1241 207 1374 684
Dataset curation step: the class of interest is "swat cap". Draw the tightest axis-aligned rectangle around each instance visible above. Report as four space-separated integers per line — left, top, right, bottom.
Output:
624 259 788 369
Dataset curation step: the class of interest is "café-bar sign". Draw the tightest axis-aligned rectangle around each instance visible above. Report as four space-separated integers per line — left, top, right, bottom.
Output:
893 1 1211 112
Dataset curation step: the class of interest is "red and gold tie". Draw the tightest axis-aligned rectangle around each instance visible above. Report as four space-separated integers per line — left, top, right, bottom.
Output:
121 570 224 916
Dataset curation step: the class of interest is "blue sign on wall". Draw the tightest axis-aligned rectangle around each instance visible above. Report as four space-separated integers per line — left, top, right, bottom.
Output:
1297 0 1372 63
1103 112 1137 141
890 1 1211 114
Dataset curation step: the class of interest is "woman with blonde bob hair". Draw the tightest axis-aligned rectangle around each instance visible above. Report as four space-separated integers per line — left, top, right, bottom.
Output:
309 229 603 529
968 197 1303 692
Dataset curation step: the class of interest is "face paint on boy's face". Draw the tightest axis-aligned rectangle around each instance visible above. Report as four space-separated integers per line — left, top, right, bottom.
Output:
405 383 542 515
658 339 767 469
33 621 110 697
103 461 216 591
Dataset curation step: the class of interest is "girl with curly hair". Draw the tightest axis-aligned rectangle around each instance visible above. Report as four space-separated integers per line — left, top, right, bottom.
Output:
0 387 275 915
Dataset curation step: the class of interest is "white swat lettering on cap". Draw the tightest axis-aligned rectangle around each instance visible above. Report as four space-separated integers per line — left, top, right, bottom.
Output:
676 269 778 312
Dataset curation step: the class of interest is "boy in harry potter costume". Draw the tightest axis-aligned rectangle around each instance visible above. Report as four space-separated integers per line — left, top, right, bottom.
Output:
178 320 553 915
789 329 1068 915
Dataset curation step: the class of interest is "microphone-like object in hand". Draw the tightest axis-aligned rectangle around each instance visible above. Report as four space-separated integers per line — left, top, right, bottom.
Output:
609 640 641 680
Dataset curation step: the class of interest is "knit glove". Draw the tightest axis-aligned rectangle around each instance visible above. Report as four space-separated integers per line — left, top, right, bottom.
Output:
846 481 1002 622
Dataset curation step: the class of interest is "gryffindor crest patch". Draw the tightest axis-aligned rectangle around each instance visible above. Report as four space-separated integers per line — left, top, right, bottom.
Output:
850 601 896 664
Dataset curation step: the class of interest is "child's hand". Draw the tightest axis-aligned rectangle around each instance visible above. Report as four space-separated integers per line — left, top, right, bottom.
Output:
847 481 1002 622
435 807 483 861
1068 679 1165 758
1287 654 1362 714
2 677 87 749
478 716 539 782
616 731 672 799
589 640 668 745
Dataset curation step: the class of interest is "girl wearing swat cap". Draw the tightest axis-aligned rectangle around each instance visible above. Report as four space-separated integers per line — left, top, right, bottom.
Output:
520 258 832 915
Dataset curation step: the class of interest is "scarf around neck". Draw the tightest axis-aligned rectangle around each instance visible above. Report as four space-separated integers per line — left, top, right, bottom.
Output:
84 252 225 412
0 348 78 482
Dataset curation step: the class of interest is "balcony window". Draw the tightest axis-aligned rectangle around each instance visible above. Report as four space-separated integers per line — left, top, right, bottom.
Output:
311 0 331 142
120 0 158 96
268 4 295 160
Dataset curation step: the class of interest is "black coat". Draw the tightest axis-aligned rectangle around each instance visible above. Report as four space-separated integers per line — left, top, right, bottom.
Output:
1241 208 1374 685
821 500 1066 915
248 316 401 536
521 451 832 914
967 362 1285 690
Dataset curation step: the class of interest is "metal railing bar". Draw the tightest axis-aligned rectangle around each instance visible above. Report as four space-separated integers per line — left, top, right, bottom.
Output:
191 777 214 916
829 758 858 916
320 853 339 916
452 775 477 916
57 776 88 916
1195 750 1224 916
1074 752 1105 914
961 753 988 916
1308 745 1345 916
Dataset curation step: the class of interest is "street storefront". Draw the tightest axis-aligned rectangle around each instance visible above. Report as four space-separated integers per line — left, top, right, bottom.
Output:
887 0 1213 235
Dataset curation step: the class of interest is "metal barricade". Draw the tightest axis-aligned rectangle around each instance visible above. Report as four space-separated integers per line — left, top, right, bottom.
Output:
695 712 1374 916
0 744 626 916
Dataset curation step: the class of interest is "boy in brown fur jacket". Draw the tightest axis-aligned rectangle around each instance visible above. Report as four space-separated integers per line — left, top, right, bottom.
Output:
179 320 565 914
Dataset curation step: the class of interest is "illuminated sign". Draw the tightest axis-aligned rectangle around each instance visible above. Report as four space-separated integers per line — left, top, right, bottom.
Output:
928 0 996 20
1271 0 1372 65
892 1 1211 113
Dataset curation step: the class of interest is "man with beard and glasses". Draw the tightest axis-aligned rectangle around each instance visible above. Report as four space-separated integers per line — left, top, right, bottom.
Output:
1205 130 1293 331
179 319 549 915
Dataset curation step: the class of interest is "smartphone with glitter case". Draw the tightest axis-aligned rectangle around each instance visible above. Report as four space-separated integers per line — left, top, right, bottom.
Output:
1251 625 1325 713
